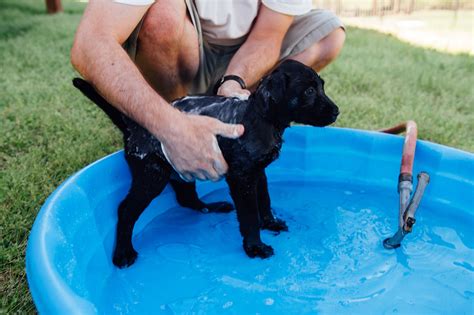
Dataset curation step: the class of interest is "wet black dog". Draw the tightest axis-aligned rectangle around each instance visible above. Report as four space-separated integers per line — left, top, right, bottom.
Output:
73 60 339 268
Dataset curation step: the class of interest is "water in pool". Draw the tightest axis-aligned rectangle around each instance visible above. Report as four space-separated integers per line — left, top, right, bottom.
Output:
87 180 473 314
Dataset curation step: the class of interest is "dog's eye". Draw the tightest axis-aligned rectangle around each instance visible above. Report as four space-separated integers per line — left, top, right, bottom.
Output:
305 87 316 96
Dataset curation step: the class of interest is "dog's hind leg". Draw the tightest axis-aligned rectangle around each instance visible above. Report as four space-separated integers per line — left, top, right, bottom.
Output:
226 172 274 259
113 159 171 268
257 170 288 232
169 179 234 213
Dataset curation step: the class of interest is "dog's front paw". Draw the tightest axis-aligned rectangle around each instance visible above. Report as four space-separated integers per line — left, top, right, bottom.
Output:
261 217 288 232
243 241 274 259
201 201 234 213
113 246 138 268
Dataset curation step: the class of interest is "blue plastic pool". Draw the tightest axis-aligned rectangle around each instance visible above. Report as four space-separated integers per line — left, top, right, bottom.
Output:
26 127 474 314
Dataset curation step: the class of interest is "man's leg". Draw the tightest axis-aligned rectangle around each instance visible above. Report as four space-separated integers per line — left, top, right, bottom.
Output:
280 10 345 73
134 0 199 101
289 27 345 72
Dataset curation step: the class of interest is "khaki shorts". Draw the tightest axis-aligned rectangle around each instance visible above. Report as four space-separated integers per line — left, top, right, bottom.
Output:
125 2 344 95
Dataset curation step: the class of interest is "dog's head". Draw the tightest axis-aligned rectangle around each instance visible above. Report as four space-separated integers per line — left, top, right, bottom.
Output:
253 59 339 128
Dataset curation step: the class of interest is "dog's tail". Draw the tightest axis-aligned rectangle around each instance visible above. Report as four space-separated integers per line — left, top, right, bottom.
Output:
72 78 132 136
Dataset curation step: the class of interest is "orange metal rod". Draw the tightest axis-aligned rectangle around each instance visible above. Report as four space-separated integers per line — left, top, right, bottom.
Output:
380 120 418 176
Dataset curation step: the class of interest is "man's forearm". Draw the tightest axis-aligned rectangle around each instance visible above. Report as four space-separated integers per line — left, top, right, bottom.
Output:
222 5 293 89
224 39 281 88
71 34 178 140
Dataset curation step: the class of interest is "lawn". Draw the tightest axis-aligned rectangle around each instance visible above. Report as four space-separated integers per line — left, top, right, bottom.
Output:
0 0 473 313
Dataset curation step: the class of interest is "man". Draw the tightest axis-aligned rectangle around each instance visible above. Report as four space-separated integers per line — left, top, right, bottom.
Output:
71 0 345 182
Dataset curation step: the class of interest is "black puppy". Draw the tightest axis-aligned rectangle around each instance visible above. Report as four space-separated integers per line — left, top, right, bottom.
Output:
73 60 339 268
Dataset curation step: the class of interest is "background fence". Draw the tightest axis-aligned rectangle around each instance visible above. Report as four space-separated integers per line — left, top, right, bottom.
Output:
313 0 474 16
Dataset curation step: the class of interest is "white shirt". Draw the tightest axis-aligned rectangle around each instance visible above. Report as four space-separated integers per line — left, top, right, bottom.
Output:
115 0 312 45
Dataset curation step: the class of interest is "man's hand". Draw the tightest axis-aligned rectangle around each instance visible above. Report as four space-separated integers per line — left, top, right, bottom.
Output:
217 80 251 100
160 111 244 182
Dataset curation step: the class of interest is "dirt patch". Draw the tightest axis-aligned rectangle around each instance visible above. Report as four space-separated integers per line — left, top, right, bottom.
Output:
342 10 473 55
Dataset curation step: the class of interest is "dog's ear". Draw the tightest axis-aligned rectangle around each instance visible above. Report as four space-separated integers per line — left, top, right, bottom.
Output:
254 70 291 126
258 70 289 108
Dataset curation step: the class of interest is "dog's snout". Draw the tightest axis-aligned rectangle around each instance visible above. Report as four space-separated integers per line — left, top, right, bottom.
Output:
325 96 339 120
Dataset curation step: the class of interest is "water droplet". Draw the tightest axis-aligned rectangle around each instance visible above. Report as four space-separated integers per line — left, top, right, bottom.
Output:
264 298 274 306
223 301 233 309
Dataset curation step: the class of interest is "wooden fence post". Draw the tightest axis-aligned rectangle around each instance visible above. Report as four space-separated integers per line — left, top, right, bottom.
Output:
454 0 460 20
372 0 378 15
388 0 394 11
407 0 415 13
335 0 342 14
46 0 63 14
394 0 401 13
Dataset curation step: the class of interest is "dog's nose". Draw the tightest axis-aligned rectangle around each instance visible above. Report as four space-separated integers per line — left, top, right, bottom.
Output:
333 108 340 116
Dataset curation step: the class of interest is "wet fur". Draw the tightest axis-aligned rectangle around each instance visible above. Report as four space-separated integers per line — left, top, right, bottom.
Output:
73 60 339 268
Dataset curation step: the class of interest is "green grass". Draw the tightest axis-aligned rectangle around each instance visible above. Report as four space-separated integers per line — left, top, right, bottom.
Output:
0 0 473 313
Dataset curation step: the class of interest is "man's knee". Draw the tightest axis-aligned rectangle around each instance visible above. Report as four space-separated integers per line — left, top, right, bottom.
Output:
135 0 199 97
139 0 188 51
323 27 345 63
288 27 345 71
309 27 346 65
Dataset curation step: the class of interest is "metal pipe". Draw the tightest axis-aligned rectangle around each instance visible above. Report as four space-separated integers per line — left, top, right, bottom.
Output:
379 121 410 135
398 175 413 228
380 121 430 249
383 226 407 249
380 120 418 176
403 172 430 232
383 173 430 249
381 121 417 229
400 121 418 175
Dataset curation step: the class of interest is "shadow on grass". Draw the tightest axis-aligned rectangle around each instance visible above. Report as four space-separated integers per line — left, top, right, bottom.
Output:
0 1 85 40
1 0 85 17
1 1 46 16
0 24 33 41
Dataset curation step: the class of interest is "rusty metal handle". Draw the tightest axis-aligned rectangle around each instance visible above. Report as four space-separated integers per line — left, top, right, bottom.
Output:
403 172 430 232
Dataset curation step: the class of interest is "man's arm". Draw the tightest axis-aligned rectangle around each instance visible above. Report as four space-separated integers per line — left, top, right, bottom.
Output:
71 1 243 181
71 1 168 136
217 5 294 97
